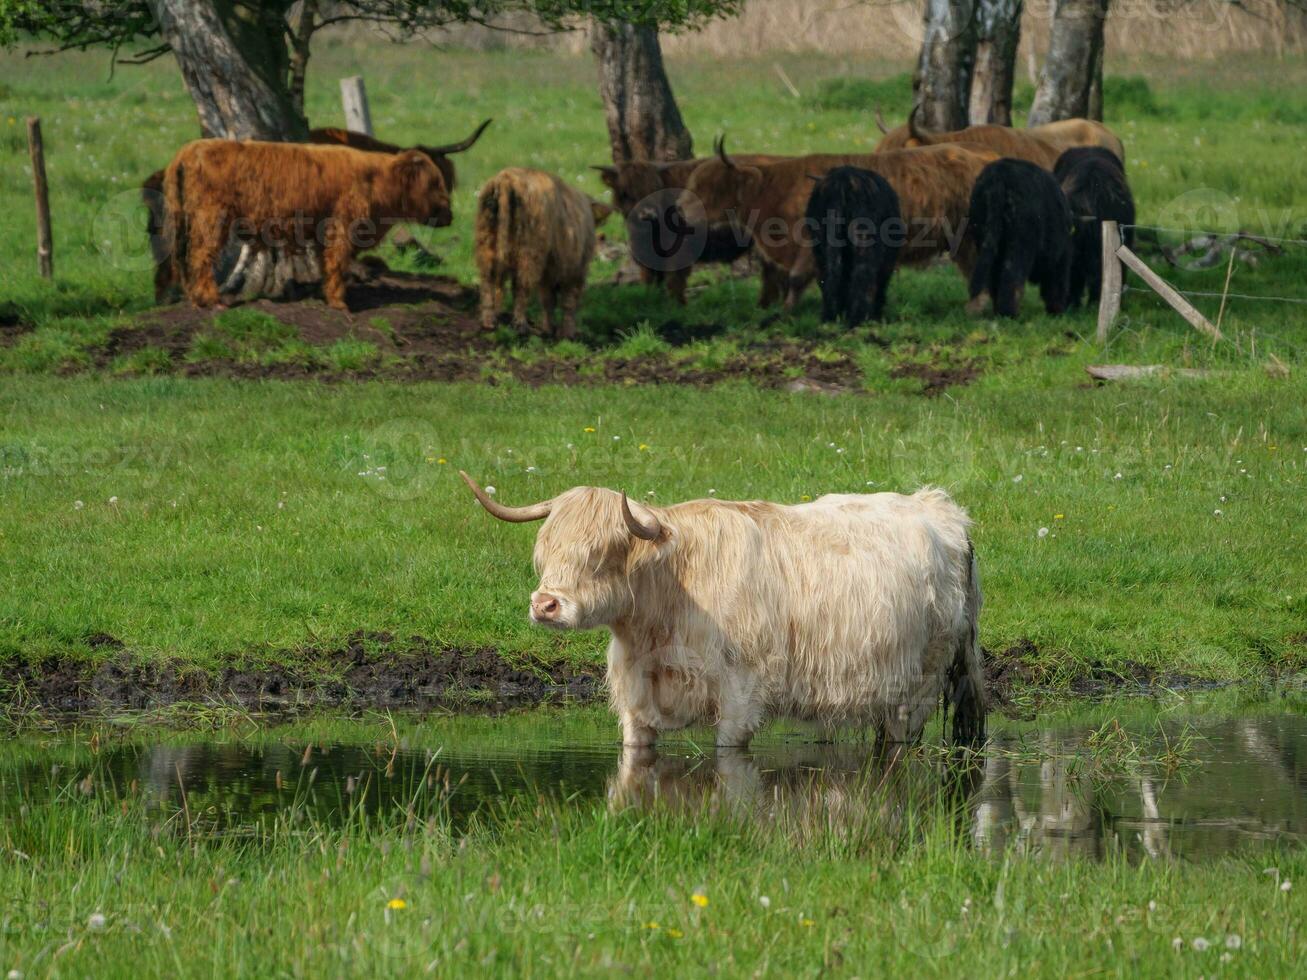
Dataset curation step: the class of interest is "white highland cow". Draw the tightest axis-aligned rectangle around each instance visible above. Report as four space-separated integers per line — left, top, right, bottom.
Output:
461 472 985 749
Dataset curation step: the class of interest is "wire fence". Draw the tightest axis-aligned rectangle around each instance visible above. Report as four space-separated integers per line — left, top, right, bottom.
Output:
1114 222 1307 356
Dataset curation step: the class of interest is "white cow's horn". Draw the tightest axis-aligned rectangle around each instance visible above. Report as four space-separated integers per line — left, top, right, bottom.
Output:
460 471 552 522
621 492 662 541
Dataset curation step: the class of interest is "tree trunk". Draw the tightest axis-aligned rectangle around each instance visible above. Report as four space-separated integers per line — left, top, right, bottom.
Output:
1027 0 1109 126
591 20 693 163
914 0 978 132
148 0 307 141
969 0 1022 125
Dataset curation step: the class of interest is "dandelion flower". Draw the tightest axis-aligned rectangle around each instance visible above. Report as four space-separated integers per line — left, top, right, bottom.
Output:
800 495 811 502
108 496 119 505
1054 514 1064 520
74 500 84 510
1281 880 1292 891
1225 935 1242 949
1214 510 1222 517
387 898 407 910
613 435 621 442
644 921 660 930
665 928 683 939
638 444 649 451
1012 474 1023 483
526 466 537 473
691 892 708 908
87 912 106 931
1037 527 1049 538
800 918 815 928
485 486 496 496
758 896 771 908
1171 937 1183 951
584 426 596 433
437 458 447 465
1192 937 1210 951
708 488 717 496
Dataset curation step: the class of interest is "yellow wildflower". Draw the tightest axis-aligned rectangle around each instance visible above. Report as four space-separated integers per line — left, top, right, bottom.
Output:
800 495 811 502
1054 514 1065 520
666 928 684 939
437 457 447 464
584 426 596 433
801 918 815 928
644 921 660 930
638 444 649 451
387 898 407 910
691 893 709 908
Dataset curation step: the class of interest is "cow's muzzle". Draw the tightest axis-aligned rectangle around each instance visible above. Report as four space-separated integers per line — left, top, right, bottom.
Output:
530 591 564 625
426 207 453 229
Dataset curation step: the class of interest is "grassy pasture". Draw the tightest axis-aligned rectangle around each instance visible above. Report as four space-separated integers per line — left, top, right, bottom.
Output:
0 42 1305 682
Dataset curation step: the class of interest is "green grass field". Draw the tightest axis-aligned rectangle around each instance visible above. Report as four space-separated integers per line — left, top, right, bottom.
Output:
1 41 1306 686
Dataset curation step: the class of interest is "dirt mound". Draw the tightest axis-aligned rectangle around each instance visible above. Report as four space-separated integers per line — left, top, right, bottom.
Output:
71 265 984 395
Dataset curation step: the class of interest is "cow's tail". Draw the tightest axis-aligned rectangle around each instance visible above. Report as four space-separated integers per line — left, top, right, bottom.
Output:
476 175 517 280
967 179 1004 303
948 539 987 746
161 162 187 298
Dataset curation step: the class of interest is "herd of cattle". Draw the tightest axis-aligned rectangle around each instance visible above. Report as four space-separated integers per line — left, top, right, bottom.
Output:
145 107 1135 332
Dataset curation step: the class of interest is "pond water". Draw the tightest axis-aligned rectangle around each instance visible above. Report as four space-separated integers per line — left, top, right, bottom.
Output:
3 695 1304 863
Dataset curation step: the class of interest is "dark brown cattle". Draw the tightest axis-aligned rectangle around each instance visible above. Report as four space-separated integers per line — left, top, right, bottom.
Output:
595 155 789 306
875 110 1125 168
682 140 999 309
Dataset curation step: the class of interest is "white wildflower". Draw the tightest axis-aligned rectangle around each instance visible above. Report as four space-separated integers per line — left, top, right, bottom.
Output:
87 912 106 931
1037 527 1049 538
1012 474 1023 483
1191 937 1210 951
1225 935 1241 949
485 486 496 496
758 895 771 908
108 496 118 505
74 500 84 510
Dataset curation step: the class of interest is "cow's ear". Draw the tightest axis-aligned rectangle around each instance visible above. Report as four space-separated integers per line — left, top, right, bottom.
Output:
590 199 615 225
591 165 619 188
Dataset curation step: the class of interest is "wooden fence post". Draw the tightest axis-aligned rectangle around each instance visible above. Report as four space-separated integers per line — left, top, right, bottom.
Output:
27 117 53 279
1096 219 1121 343
1116 246 1222 342
340 76 373 136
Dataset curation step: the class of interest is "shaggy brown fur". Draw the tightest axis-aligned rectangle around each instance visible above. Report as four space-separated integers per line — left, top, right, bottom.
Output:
875 114 1125 168
310 118 491 192
475 168 613 338
595 155 788 305
144 122 486 304
161 139 452 311
682 143 999 308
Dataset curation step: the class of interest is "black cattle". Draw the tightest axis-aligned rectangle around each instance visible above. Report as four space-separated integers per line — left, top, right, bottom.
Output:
966 158 1074 318
1054 147 1136 307
804 166 903 324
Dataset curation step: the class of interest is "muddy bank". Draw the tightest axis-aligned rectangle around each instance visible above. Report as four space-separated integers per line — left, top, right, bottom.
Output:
31 266 980 395
3 633 1232 717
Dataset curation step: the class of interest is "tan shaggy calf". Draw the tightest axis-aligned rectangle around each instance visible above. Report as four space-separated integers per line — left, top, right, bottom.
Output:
475 168 613 338
161 139 452 311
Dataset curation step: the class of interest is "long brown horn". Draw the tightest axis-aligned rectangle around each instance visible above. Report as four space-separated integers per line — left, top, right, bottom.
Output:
426 118 493 156
460 470 552 523
716 134 736 170
908 103 932 144
875 105 889 135
621 492 662 541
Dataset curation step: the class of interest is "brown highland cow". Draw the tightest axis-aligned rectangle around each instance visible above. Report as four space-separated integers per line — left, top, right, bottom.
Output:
161 139 452 311
475 168 613 338
875 108 1125 168
682 139 998 309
